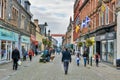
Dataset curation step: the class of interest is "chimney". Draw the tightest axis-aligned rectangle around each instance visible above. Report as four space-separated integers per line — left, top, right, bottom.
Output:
34 19 39 27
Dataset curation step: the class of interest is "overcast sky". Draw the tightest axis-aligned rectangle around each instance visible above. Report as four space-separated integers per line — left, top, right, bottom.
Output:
29 0 75 44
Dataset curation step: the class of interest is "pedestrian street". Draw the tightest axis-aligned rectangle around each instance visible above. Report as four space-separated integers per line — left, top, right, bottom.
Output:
0 54 120 80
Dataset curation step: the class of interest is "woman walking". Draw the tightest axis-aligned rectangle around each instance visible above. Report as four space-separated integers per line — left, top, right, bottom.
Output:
28 49 34 61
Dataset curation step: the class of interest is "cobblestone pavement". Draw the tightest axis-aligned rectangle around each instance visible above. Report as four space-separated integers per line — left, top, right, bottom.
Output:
0 54 120 80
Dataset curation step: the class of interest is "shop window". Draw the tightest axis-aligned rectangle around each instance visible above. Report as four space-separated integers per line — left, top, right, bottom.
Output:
1 40 6 60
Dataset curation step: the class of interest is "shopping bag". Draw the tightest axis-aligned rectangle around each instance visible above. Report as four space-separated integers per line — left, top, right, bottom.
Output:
18 60 22 66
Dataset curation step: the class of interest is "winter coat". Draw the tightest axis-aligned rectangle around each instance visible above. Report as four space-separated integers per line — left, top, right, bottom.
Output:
12 49 20 59
62 50 71 62
28 50 34 56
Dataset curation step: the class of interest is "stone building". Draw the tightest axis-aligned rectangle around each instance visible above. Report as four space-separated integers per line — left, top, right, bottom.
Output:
0 0 32 62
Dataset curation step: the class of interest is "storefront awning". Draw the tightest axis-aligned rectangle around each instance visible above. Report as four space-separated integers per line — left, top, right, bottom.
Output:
30 34 38 45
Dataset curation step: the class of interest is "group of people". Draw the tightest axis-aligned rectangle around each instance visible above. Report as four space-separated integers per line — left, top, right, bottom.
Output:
61 48 100 75
12 47 34 70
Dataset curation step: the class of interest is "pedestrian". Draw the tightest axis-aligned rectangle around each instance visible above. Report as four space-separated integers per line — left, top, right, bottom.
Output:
22 46 26 61
76 52 80 66
83 51 87 67
61 48 72 75
95 52 100 67
28 48 34 61
12 47 20 70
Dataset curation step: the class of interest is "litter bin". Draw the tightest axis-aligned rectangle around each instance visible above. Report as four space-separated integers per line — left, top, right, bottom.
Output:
116 59 120 67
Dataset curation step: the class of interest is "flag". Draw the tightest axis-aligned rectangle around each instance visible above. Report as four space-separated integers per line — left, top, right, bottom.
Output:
101 3 106 12
81 20 86 29
85 16 90 26
75 25 80 33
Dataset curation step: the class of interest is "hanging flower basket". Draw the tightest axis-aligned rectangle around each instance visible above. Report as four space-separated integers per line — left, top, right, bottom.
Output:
77 42 83 48
86 39 94 47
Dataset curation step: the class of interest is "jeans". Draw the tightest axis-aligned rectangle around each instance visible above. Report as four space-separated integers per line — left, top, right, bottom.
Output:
63 60 69 74
13 58 18 70
83 57 87 67
29 55 32 61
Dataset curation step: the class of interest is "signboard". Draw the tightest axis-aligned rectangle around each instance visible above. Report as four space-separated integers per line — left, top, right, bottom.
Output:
21 36 30 43
0 28 19 41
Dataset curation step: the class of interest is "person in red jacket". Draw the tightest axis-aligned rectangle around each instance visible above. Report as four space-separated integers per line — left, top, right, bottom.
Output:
28 48 34 61
95 52 100 67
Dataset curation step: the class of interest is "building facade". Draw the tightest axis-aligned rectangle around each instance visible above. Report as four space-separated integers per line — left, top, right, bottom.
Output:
0 0 32 62
73 0 117 65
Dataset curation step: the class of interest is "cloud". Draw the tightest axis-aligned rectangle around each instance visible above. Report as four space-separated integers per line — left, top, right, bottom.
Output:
29 0 75 43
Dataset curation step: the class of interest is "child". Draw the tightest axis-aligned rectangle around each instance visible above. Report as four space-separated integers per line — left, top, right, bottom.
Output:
76 52 80 66
95 52 100 67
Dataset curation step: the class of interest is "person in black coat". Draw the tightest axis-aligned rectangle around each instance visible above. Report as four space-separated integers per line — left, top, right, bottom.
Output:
12 47 20 70
61 48 72 75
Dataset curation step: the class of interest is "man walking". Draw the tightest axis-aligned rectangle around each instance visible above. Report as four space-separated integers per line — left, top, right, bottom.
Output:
61 48 72 75
12 47 20 70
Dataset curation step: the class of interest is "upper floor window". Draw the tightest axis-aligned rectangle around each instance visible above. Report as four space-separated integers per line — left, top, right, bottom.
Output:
0 0 2 18
17 0 21 4
12 6 18 26
99 12 101 26
21 14 25 29
0 0 6 19
112 3 115 22
105 6 109 24
27 22 30 32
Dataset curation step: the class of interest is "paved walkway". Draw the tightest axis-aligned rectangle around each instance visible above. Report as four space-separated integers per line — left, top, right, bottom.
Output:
0 54 120 80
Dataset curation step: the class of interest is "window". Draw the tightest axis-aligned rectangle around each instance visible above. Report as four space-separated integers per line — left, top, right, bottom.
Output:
0 0 2 18
27 22 30 32
101 12 105 25
17 0 21 4
105 6 109 24
21 14 25 29
99 12 101 26
12 7 18 26
112 3 115 22
94 17 96 29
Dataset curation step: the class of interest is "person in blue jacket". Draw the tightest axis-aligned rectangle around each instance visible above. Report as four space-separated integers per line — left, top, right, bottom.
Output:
61 48 72 75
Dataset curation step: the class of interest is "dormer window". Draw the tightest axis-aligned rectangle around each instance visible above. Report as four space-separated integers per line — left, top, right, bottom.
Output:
17 0 21 4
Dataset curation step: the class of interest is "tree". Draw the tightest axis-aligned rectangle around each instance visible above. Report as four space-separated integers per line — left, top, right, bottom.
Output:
42 38 48 48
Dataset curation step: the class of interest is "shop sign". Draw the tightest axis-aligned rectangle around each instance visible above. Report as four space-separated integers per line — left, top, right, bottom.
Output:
106 32 116 39
0 28 17 41
13 32 19 41
21 36 30 43
95 32 116 41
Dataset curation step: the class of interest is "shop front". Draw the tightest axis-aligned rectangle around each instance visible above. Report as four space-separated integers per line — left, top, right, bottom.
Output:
21 35 30 54
95 32 116 63
0 28 19 61
36 33 43 51
30 34 38 53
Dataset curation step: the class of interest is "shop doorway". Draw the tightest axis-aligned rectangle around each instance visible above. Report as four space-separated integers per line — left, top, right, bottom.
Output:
6 41 12 61
96 41 101 58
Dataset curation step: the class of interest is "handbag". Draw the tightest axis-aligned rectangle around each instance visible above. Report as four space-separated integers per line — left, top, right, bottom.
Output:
18 60 22 66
